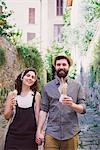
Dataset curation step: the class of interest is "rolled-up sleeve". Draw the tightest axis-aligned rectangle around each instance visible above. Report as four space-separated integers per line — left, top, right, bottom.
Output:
77 84 86 114
41 86 49 113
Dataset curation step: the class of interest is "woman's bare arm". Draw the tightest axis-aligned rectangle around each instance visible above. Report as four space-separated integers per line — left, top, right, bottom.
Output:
34 92 41 125
4 91 17 120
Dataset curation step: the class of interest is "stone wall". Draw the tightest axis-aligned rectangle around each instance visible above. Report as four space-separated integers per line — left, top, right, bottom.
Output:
0 37 24 89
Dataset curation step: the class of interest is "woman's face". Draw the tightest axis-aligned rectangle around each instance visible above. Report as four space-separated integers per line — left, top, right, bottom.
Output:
22 71 36 87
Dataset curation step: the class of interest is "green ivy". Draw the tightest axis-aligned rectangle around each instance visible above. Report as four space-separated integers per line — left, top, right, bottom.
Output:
0 46 6 67
0 0 19 41
0 87 9 104
62 0 99 53
16 44 44 77
68 64 77 79
63 8 71 26
85 0 100 22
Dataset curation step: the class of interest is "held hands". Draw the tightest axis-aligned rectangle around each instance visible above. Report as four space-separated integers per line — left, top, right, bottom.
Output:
36 130 44 145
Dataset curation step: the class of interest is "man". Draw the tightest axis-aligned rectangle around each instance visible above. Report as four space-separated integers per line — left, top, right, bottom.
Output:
36 53 86 150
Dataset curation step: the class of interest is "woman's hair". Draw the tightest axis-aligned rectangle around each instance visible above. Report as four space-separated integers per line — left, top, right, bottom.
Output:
15 68 40 95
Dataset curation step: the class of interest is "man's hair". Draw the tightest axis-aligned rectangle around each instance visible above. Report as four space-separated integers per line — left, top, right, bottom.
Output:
54 56 70 66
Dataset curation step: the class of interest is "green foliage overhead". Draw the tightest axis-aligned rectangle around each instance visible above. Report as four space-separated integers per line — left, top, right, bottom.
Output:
63 0 99 52
0 46 6 67
0 1 13 37
63 8 71 26
16 44 44 77
68 64 77 79
84 0 100 22
0 0 21 42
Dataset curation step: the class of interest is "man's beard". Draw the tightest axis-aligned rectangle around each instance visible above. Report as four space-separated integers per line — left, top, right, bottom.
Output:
56 69 69 78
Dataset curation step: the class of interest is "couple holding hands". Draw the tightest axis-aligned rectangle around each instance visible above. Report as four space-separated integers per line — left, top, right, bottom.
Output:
4 53 86 150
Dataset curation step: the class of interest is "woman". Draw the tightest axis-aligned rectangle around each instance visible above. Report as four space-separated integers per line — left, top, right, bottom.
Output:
4 68 41 150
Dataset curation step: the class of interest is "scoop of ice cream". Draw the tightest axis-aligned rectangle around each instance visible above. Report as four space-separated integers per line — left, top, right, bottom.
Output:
12 90 18 97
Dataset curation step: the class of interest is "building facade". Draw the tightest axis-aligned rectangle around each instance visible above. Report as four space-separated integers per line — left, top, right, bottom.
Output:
5 0 73 55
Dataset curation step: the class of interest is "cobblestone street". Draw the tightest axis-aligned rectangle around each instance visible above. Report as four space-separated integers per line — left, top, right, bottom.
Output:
78 107 100 150
0 107 100 150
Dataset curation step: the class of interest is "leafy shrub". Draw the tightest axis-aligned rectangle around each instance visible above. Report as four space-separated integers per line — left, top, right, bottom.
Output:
16 44 44 88
0 87 9 105
89 40 100 86
0 46 6 67
0 0 20 42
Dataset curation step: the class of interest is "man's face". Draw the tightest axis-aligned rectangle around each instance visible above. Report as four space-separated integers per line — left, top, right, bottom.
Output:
55 59 70 78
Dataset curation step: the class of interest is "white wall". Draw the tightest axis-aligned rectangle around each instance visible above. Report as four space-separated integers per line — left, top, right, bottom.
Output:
6 0 41 44
48 0 64 47
5 0 64 54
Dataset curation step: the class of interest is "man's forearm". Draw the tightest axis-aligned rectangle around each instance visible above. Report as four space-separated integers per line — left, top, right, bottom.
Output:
71 103 84 113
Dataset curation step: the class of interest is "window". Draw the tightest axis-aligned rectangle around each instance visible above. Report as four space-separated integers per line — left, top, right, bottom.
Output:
27 32 35 41
66 0 73 7
54 24 63 42
29 8 35 24
56 0 63 16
